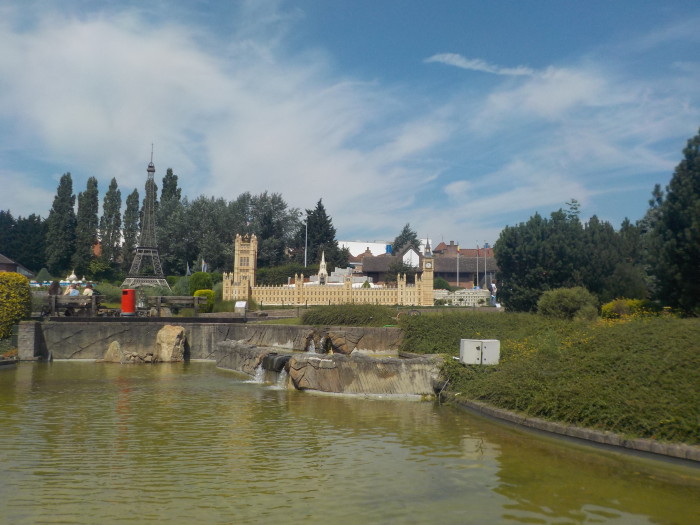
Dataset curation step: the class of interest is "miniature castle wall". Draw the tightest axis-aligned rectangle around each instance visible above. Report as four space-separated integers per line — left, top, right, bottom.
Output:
222 233 434 306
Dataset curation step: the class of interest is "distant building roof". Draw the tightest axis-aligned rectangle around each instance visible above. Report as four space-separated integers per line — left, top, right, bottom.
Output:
0 253 35 278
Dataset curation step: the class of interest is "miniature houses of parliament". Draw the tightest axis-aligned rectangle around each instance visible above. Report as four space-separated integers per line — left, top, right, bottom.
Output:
222 234 435 306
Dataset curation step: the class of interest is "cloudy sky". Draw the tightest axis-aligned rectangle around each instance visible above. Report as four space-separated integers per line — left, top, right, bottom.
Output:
1 0 699 246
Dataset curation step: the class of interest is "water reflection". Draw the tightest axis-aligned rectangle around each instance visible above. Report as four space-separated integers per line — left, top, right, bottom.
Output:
0 362 698 524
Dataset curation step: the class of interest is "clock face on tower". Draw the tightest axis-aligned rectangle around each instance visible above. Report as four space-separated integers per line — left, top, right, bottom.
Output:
425 262 432 269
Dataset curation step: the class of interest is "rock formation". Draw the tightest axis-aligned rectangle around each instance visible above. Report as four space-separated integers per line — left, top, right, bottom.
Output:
103 325 187 363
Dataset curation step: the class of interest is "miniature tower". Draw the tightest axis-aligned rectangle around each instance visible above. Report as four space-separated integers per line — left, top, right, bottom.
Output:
122 148 170 289
318 251 328 285
232 233 258 300
420 240 434 306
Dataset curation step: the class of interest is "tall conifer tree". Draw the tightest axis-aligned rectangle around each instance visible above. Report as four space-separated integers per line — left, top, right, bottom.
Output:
45 173 77 275
649 128 700 313
99 178 122 263
122 189 140 271
72 177 99 275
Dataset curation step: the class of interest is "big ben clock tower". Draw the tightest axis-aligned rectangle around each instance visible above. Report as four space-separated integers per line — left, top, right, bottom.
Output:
420 241 434 306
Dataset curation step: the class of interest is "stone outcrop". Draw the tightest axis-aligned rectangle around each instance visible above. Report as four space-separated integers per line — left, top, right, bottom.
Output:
102 325 187 363
103 340 124 362
216 340 279 376
287 353 441 396
155 325 187 362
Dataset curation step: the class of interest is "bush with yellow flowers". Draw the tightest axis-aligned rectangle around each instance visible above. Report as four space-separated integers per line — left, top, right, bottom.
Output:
0 272 31 339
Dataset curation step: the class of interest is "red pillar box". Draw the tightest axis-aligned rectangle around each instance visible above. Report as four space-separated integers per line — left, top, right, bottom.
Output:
121 289 136 316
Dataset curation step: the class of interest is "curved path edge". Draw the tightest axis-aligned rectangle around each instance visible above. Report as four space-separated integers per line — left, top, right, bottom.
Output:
450 396 700 464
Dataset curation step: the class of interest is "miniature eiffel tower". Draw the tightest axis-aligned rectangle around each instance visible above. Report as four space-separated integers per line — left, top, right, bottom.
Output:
122 148 170 289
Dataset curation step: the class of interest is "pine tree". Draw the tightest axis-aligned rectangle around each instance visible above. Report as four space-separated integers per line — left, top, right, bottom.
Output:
391 223 420 254
99 178 122 264
45 173 77 275
297 199 346 268
122 188 140 271
649 127 700 313
72 177 99 275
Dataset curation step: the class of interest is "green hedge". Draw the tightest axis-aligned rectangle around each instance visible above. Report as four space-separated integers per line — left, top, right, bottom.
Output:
425 313 700 444
194 289 215 313
0 273 31 339
301 304 396 327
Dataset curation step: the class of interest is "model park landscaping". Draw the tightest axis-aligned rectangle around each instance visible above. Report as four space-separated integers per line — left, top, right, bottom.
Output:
2 129 700 449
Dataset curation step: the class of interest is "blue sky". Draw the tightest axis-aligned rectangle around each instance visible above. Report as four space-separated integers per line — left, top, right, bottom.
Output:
1 1 699 247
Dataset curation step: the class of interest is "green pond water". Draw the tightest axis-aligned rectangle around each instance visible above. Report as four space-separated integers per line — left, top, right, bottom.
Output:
0 361 698 524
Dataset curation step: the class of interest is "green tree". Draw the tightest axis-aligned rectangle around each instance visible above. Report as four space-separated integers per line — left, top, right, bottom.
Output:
0 210 17 258
649 127 700 314
45 173 77 275
72 177 99 276
189 271 213 295
122 188 140 271
157 196 192 275
13 214 47 272
495 208 586 312
295 199 347 268
249 192 301 268
99 178 122 264
386 259 418 284
391 223 420 254
161 168 182 202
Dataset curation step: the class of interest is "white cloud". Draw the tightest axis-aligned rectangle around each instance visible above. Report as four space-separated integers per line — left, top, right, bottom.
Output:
1 4 699 248
425 53 535 76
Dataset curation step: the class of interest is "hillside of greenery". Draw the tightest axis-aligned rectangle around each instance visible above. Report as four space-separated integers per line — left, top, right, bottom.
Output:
399 310 700 444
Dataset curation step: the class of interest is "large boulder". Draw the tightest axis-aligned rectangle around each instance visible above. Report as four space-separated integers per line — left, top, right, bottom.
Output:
288 353 441 396
155 325 187 362
215 340 271 376
103 340 124 363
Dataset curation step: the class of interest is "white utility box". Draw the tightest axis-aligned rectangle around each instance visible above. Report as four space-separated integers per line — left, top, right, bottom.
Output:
234 301 248 314
459 339 500 365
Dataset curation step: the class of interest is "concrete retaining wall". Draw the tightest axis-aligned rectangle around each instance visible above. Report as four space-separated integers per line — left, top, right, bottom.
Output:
18 321 402 361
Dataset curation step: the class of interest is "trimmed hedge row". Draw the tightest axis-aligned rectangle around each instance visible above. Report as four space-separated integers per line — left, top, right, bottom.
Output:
0 272 31 339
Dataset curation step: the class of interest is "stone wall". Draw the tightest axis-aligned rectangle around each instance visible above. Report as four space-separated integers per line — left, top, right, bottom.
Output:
18 321 403 361
18 320 240 361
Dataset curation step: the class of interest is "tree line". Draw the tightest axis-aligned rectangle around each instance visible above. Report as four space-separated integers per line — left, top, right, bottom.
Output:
495 127 700 315
1 167 349 283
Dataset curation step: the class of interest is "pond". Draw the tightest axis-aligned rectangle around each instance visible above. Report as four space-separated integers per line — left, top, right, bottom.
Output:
1 361 698 524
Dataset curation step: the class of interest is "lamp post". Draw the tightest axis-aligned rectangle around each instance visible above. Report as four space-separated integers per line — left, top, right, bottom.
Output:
483 240 487 288
475 243 479 289
304 218 308 268
456 243 460 288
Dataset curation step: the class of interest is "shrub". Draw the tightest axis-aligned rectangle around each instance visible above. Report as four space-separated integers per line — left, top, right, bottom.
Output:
189 272 212 295
434 277 451 290
172 276 190 296
35 268 53 282
166 275 180 287
210 272 223 285
194 289 215 313
0 273 31 339
212 281 223 301
212 300 236 313
601 298 660 319
301 304 395 327
95 282 123 302
537 287 598 320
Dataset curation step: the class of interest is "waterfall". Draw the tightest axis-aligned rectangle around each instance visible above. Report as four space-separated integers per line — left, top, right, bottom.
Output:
306 339 316 353
252 365 265 383
271 368 288 390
